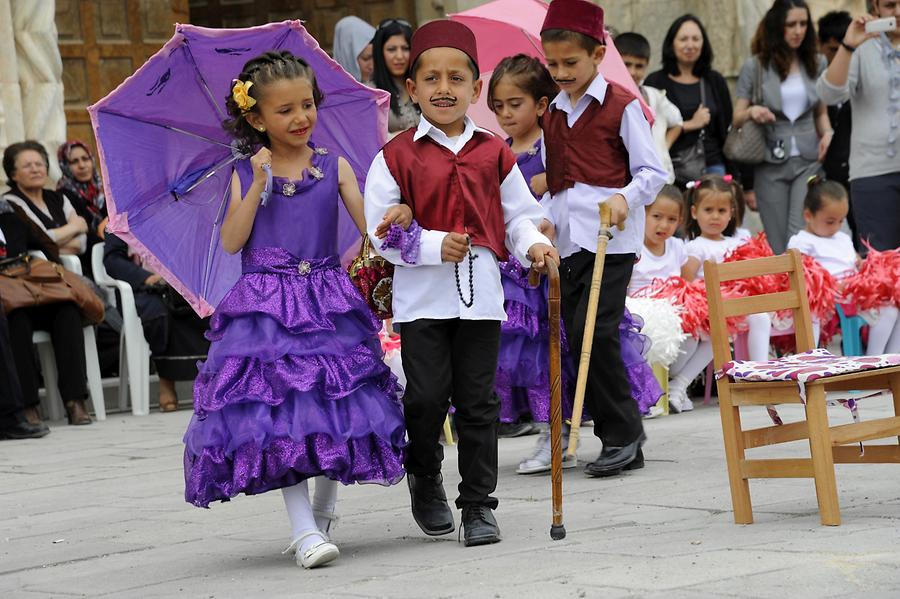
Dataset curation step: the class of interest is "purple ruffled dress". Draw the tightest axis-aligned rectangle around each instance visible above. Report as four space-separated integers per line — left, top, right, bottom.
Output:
496 139 578 423
183 148 406 508
496 140 662 421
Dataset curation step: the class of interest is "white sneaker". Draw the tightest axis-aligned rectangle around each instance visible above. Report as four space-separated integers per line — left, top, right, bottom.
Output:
644 404 664 419
680 396 695 412
667 390 684 414
284 531 339 569
516 428 577 474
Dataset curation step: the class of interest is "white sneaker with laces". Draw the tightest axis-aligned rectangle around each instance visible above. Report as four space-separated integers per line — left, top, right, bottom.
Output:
516 427 577 474
284 531 339 569
680 395 695 412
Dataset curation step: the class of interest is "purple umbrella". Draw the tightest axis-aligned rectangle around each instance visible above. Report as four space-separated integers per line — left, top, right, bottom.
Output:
89 20 389 317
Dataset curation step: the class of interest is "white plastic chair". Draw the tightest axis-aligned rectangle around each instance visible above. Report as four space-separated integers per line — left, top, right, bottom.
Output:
28 251 106 421
91 243 152 415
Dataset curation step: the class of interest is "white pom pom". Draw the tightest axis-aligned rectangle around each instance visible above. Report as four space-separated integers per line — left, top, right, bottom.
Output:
626 296 688 367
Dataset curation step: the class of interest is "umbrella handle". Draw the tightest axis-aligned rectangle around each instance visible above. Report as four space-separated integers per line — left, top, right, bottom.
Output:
260 164 273 207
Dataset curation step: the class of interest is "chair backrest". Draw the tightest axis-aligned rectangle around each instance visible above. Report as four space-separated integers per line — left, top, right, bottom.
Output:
704 249 814 369
91 243 110 284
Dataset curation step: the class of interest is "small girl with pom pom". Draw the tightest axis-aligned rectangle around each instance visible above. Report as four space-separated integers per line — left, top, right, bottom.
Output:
680 175 772 398
182 51 409 570
628 184 711 413
788 177 900 354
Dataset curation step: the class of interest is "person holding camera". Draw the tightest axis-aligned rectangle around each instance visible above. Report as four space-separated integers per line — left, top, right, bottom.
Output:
733 0 832 254
817 1 900 252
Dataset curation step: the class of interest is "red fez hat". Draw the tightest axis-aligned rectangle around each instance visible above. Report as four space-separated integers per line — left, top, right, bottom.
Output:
541 0 606 45
409 20 479 73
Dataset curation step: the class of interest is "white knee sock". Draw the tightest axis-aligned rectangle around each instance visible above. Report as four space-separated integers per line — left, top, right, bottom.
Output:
312 477 338 533
282 481 322 554
812 318 821 348
746 313 771 362
867 306 900 355
669 336 699 379
669 340 713 397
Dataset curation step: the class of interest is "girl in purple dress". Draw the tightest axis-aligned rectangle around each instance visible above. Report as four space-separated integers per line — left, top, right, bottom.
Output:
183 52 408 569
488 56 662 475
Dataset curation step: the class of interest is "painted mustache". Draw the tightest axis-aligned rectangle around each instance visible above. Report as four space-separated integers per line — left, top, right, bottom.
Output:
429 96 457 104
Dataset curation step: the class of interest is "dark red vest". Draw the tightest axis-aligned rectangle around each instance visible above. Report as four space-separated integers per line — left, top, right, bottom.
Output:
543 81 635 195
382 128 516 261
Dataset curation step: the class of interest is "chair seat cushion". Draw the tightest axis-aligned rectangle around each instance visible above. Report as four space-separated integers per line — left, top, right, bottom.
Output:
721 349 900 387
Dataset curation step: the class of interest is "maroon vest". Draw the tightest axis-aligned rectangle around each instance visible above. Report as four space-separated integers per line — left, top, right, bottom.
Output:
382 128 516 261
543 81 635 195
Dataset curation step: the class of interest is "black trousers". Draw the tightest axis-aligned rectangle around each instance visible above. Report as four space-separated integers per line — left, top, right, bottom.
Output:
560 251 643 447
400 318 501 509
0 306 26 428
8 303 87 409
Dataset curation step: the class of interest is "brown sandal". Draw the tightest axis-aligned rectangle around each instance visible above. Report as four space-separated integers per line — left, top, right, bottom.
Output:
65 400 92 425
159 393 179 412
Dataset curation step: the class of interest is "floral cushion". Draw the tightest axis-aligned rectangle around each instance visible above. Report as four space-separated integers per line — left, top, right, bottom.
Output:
719 349 900 389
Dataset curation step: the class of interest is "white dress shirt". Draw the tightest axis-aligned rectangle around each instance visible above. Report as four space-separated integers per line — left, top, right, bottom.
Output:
365 115 551 324
542 74 667 259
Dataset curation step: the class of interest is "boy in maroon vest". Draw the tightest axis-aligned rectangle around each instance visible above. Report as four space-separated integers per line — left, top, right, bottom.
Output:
364 20 557 547
540 0 667 476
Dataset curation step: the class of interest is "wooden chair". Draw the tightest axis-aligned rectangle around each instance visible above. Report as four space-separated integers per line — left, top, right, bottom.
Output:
705 249 900 526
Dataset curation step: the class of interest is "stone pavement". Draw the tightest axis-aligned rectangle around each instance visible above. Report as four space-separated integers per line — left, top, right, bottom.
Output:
2 396 900 599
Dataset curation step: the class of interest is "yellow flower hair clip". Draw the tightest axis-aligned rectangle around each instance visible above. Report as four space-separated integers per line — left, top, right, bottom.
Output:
232 79 256 112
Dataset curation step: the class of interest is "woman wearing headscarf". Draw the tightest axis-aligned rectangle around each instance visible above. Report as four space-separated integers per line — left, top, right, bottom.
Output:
333 15 376 83
57 140 108 276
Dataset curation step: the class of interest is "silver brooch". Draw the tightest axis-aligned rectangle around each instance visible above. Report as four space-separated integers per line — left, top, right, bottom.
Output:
282 182 296 197
527 145 539 156
297 260 311 275
313 147 329 155
309 166 324 180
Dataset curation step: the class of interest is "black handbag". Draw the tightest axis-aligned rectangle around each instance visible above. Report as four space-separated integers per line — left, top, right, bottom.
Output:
145 281 193 317
671 78 708 184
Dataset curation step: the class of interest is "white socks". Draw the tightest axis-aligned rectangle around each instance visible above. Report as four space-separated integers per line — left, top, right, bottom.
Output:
746 313 772 362
669 336 699 379
668 339 713 397
867 306 900 355
312 477 338 532
283 478 337 555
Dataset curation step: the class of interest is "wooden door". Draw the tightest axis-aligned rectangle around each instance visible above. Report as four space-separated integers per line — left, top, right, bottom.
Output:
56 0 189 150
187 0 418 54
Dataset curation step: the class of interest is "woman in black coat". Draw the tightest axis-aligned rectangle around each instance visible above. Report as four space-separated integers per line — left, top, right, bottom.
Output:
103 233 209 412
645 14 734 186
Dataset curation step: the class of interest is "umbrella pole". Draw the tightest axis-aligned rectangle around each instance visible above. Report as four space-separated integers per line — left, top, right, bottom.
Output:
567 204 620 456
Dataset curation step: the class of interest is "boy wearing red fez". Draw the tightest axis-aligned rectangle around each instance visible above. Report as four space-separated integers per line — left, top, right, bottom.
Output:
540 0 667 476
364 19 558 547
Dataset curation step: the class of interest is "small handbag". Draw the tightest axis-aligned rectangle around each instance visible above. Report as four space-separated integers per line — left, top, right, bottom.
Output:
0 253 105 324
724 58 768 164
347 235 393 320
671 78 708 184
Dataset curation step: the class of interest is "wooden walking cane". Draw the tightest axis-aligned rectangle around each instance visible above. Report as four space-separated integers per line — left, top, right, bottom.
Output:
567 203 624 456
529 258 565 540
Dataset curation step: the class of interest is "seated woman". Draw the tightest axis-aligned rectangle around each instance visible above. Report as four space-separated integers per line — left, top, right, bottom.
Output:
0 197 92 425
2 141 89 264
103 233 210 412
57 140 108 277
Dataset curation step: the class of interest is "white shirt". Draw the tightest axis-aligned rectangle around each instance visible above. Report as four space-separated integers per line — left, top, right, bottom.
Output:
734 227 752 242
4 192 87 254
542 74 668 259
781 72 807 157
628 237 688 295
643 85 683 185
684 235 743 279
787 229 857 279
365 115 551 324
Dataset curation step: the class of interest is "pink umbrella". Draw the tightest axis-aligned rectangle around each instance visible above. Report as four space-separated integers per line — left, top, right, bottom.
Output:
449 0 653 135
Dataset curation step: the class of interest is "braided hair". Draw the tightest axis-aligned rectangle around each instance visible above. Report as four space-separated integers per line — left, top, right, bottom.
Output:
683 174 741 240
223 51 325 154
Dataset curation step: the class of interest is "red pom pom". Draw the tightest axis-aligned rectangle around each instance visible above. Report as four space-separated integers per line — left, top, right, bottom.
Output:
798 254 839 323
843 245 900 311
722 233 786 297
636 276 744 336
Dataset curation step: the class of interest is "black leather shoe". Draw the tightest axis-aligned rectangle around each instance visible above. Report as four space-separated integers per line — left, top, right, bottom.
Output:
0 421 50 440
407 473 455 536
584 433 646 477
461 505 501 547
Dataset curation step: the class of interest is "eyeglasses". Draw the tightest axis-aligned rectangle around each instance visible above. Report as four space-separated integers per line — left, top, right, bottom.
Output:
377 18 410 30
